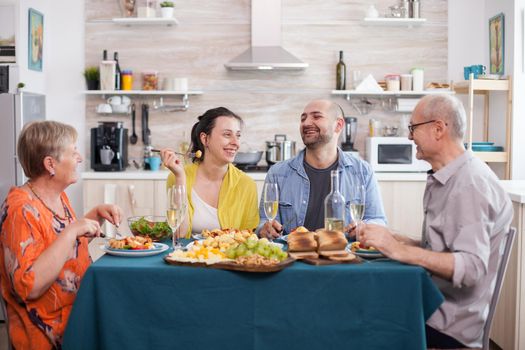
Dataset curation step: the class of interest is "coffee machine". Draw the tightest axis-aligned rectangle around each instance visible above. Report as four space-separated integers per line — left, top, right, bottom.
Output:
91 121 128 171
341 117 358 152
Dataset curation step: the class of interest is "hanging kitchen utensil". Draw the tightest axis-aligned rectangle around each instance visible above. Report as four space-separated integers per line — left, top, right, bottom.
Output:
129 103 138 144
145 103 151 144
141 103 151 145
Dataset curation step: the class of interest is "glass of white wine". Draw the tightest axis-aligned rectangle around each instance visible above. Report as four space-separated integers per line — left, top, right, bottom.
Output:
167 185 187 250
263 182 279 238
350 184 366 241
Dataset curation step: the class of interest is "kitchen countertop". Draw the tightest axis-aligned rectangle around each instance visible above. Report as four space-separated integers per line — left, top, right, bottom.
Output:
500 180 525 204
81 170 427 182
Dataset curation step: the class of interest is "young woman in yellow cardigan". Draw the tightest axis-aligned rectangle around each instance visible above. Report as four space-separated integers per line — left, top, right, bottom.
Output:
161 107 259 238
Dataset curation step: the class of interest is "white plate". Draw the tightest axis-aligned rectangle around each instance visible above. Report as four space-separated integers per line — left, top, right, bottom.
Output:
100 243 169 257
185 240 283 250
350 249 384 259
191 233 204 240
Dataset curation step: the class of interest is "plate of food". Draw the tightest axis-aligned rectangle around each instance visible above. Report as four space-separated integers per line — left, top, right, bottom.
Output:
101 236 169 257
186 239 283 250
348 241 384 258
128 216 172 241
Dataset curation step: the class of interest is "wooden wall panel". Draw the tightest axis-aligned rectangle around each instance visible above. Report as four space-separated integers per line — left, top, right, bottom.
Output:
85 0 448 165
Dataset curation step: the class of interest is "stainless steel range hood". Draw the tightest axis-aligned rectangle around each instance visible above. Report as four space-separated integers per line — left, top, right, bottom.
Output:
225 0 308 71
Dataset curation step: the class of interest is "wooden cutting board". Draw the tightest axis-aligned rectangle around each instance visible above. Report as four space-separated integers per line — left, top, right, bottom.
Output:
302 254 362 266
164 256 296 273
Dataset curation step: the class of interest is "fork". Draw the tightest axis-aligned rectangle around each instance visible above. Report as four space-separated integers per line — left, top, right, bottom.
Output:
151 149 198 158
100 231 124 239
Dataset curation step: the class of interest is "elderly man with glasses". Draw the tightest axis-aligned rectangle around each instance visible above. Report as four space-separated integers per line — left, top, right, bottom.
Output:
359 94 512 349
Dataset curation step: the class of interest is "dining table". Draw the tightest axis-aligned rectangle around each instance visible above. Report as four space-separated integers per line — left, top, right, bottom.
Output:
63 243 444 350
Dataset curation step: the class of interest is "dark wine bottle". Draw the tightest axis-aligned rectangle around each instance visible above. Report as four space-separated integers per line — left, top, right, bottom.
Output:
114 51 121 90
336 51 346 90
103 49 107 61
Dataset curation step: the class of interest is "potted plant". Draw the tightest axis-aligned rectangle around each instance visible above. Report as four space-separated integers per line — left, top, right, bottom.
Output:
83 66 100 90
160 1 174 18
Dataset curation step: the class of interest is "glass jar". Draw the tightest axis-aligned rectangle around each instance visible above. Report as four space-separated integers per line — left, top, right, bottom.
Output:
400 74 412 91
121 70 133 90
142 70 158 90
411 68 424 91
385 74 400 92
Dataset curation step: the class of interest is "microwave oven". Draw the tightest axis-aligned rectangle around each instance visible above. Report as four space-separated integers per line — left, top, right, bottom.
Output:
365 137 430 172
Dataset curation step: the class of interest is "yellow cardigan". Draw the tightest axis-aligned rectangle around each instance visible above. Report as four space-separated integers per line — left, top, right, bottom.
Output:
166 163 260 236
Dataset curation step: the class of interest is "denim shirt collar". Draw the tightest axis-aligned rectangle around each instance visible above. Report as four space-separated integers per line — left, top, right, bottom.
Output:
289 147 354 178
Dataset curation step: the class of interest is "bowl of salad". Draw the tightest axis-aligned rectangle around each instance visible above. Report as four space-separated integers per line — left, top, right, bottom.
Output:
128 216 172 241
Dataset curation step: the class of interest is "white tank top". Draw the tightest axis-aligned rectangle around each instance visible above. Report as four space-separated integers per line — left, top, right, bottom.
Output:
191 188 220 234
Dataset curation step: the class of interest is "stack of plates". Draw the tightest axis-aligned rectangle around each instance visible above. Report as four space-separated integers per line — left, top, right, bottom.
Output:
465 142 504 152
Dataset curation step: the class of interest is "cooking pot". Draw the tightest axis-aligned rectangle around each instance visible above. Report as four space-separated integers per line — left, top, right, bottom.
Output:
266 134 296 165
234 151 263 166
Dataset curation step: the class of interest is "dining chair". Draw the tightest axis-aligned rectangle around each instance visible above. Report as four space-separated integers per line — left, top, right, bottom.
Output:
427 226 516 350
481 226 516 350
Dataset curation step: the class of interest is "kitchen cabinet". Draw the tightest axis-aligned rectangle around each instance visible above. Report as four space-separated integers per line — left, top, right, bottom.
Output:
490 181 525 350
377 180 426 240
83 179 157 235
256 176 425 239
454 76 512 179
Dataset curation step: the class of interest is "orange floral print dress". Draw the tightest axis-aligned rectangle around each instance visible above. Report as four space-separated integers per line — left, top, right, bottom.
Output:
0 187 91 350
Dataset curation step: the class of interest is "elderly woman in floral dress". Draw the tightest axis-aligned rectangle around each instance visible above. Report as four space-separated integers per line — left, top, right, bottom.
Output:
0 121 123 349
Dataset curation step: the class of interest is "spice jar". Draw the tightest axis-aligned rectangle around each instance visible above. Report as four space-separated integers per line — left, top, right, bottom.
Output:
385 74 400 92
142 70 158 90
121 70 133 90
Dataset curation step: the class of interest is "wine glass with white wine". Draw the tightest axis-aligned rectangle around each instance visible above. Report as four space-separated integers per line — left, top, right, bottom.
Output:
167 185 187 250
263 182 279 238
350 183 366 241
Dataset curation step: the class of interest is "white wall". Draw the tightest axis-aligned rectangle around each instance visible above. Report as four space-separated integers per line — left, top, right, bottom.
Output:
448 1 486 82
10 0 86 213
43 1 86 214
448 0 523 179
511 1 525 179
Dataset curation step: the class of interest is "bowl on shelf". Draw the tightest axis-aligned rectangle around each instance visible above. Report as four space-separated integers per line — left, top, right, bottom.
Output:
128 215 172 241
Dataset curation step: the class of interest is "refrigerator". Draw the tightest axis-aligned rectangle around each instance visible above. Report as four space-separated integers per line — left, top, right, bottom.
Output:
0 92 45 320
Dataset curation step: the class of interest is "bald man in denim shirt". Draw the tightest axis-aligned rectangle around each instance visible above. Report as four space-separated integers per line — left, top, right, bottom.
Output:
259 99 387 238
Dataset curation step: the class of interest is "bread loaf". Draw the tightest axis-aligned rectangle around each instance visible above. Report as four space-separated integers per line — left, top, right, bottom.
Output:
317 230 348 251
288 231 317 252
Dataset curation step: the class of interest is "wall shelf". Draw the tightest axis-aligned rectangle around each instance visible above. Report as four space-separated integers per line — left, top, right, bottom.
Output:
111 17 179 26
84 90 202 96
453 76 512 178
84 90 203 112
362 17 427 27
332 89 454 98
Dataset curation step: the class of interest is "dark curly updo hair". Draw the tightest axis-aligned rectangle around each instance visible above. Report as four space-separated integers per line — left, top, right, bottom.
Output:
190 107 243 163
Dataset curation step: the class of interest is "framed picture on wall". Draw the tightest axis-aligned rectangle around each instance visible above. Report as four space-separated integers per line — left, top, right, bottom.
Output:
489 13 504 75
28 8 43 72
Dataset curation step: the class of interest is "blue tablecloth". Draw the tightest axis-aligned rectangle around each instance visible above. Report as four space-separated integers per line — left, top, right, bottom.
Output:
63 252 443 350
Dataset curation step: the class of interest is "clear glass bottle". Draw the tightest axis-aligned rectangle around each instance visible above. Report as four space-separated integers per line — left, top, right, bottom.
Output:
336 51 346 90
114 52 121 90
324 170 345 232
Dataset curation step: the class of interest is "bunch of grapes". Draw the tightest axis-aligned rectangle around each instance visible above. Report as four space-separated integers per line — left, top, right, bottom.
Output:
225 236 287 261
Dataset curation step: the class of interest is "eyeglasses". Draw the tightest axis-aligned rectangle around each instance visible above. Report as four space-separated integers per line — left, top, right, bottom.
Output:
408 120 437 134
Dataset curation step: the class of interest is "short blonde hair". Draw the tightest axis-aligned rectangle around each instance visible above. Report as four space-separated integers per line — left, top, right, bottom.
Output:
17 121 78 179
